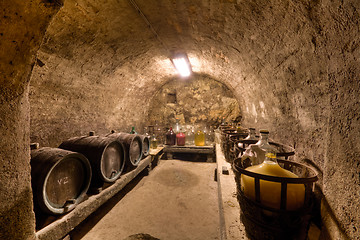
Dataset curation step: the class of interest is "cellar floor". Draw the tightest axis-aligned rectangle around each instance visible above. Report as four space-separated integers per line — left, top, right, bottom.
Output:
70 159 220 240
68 145 321 240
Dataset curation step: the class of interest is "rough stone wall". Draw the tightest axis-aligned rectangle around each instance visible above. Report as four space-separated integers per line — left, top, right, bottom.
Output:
29 0 163 146
147 74 241 129
223 1 360 238
29 0 252 147
0 1 62 239
320 2 360 238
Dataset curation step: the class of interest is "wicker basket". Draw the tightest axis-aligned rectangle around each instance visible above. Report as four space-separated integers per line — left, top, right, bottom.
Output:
220 128 248 162
233 158 318 240
231 139 295 166
219 127 235 153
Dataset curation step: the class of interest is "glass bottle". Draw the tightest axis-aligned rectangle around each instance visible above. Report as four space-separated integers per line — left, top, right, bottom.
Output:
154 124 163 146
253 130 275 162
186 125 195 145
240 130 305 211
238 128 257 150
148 125 155 135
203 126 208 145
207 126 215 143
176 129 186 146
235 123 243 133
244 128 257 140
195 129 205 146
143 126 150 138
174 118 181 134
165 127 176 145
130 126 137 134
150 134 158 149
203 126 208 136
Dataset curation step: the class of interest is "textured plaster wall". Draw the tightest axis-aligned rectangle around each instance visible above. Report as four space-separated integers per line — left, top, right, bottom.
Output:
0 0 359 239
0 1 62 239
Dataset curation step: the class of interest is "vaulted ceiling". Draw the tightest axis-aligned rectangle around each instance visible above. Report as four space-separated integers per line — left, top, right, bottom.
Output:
1 1 359 239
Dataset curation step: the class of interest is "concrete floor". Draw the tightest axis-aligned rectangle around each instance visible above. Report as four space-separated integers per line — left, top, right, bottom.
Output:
70 160 220 240
68 145 320 240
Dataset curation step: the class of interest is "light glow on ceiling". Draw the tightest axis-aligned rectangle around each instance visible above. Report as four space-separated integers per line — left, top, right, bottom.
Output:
172 55 192 77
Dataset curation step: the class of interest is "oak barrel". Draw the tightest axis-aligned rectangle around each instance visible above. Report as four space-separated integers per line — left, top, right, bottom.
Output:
138 134 150 158
30 147 91 215
59 135 126 189
106 132 143 167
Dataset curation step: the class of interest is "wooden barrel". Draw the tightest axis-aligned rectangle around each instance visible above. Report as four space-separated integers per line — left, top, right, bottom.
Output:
59 135 126 189
138 134 150 158
106 132 143 167
30 147 92 215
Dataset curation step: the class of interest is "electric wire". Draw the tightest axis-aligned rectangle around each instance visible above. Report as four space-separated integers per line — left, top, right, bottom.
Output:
128 0 171 55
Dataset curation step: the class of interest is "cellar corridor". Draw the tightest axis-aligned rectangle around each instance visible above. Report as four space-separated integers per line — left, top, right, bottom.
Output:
70 160 220 240
1 1 360 240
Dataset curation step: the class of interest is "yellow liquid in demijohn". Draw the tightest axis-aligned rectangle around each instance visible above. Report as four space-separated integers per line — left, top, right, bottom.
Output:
194 131 205 146
150 139 158 149
241 161 305 210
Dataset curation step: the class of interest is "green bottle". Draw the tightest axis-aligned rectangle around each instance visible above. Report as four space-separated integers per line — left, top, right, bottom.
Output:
130 126 137 134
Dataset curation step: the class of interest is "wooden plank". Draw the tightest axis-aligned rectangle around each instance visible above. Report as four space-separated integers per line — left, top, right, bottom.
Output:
149 146 164 156
163 145 214 154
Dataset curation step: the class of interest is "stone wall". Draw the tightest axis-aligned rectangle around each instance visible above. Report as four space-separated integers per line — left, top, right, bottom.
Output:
0 1 62 239
228 1 360 238
147 74 241 129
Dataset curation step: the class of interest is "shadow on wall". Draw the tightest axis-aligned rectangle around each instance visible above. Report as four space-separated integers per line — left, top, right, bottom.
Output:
299 159 350 240
320 196 350 240
146 73 242 129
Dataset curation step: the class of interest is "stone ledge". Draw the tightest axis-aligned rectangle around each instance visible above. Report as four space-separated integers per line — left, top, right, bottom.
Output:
215 142 248 240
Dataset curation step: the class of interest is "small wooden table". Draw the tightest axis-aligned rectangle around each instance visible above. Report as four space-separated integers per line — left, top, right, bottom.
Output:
148 146 164 170
163 145 215 162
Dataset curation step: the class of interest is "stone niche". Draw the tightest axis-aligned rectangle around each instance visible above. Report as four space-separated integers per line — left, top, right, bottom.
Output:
146 74 241 129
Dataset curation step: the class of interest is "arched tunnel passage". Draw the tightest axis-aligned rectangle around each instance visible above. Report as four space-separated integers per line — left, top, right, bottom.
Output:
147 73 242 129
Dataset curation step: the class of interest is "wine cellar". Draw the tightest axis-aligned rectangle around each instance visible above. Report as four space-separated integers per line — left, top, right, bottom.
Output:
1 0 359 240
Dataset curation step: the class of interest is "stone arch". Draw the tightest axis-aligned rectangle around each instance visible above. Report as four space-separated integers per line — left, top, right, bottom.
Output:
146 73 242 129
